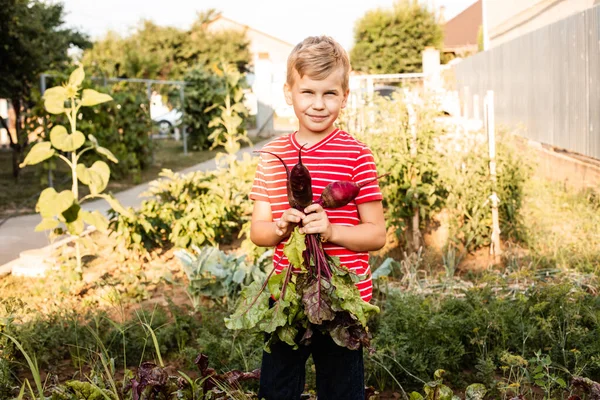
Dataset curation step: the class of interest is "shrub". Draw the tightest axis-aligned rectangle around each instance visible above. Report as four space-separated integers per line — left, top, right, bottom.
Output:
182 64 249 150
78 83 154 181
110 156 257 254
368 284 600 392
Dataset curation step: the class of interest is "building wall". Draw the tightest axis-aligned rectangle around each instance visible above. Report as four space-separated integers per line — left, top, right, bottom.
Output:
205 18 293 64
487 0 598 47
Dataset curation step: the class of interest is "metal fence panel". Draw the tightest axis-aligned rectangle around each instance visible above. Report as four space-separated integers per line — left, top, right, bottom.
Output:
454 5 600 160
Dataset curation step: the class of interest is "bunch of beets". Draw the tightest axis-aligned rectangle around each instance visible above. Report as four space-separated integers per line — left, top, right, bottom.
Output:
225 146 386 351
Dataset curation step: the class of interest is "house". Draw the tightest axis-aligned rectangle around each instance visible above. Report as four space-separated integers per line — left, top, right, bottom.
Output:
485 0 600 48
205 15 296 133
443 0 482 57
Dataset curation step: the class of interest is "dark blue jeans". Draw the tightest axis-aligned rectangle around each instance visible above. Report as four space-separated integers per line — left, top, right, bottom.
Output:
258 327 365 400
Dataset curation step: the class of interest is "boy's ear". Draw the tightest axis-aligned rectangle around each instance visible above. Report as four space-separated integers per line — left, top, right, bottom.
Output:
341 89 350 109
284 83 293 105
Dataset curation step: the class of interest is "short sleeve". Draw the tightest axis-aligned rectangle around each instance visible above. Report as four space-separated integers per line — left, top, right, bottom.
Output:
249 155 269 202
352 146 383 205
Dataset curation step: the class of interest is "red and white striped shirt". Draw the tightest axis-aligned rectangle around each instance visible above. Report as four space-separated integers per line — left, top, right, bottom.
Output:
249 128 383 302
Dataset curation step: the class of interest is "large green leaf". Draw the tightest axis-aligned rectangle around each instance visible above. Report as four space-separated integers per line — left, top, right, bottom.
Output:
68 65 85 87
20 142 55 167
36 188 74 218
465 384 487 400
81 210 109 233
43 86 67 114
96 146 118 163
50 125 85 152
99 194 134 219
34 218 60 232
283 228 306 270
258 298 290 333
77 161 110 195
224 280 270 330
331 274 380 326
80 89 112 106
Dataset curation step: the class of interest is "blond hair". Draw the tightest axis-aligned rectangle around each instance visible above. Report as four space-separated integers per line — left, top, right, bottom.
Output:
286 36 350 91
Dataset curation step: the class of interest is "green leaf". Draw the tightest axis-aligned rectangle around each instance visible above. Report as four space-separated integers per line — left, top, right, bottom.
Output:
34 218 60 232
331 274 380 326
96 146 118 163
77 161 110 195
81 210 109 233
276 325 298 349
66 216 85 235
100 195 134 219
50 125 85 152
36 188 74 218
20 142 55 167
299 277 335 325
43 86 67 114
268 272 284 300
80 89 112 106
556 378 566 388
409 392 425 400
258 298 290 333
225 280 270 330
88 134 98 147
465 383 487 400
283 227 306 270
68 65 85 87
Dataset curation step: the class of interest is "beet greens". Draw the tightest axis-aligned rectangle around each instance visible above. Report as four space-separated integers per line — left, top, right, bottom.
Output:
226 145 385 350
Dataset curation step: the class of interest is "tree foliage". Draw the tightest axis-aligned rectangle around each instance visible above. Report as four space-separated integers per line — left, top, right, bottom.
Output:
0 0 89 179
350 0 443 74
82 10 251 81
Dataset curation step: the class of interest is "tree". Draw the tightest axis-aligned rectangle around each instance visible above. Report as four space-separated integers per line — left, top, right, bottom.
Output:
82 10 251 81
350 0 443 74
0 0 90 179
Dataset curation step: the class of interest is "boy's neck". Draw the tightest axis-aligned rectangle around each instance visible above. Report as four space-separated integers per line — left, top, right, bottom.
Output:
295 126 337 148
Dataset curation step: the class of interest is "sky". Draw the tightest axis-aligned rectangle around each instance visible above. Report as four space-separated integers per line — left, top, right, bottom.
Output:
60 0 476 51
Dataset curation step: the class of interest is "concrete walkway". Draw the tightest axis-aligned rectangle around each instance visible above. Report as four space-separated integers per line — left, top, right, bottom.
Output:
0 138 271 267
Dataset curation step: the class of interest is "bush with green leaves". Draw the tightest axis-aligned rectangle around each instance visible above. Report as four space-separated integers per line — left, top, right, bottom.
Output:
77 83 154 181
110 154 257 255
368 283 600 394
183 63 249 150
344 95 529 253
175 246 271 311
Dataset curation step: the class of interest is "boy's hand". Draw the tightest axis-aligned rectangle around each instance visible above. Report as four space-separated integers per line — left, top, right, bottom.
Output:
275 208 305 238
299 204 332 241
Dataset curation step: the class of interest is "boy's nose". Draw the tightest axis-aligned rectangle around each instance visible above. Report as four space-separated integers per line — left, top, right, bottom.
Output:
312 96 325 110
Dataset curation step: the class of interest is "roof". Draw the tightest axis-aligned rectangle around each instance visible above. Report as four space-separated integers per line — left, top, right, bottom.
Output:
443 0 482 50
205 15 295 48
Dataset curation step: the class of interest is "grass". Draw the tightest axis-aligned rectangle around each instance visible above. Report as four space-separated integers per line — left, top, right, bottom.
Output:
0 140 218 220
520 176 600 273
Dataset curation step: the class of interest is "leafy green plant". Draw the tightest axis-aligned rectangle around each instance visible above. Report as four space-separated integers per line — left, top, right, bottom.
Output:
183 62 249 151
19 66 132 276
175 245 268 310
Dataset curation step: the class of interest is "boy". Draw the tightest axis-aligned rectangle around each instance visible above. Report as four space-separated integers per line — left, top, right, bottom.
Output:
249 36 386 400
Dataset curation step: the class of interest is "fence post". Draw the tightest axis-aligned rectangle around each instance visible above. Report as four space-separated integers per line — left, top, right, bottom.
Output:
180 84 187 155
405 89 421 252
485 90 502 258
473 94 480 121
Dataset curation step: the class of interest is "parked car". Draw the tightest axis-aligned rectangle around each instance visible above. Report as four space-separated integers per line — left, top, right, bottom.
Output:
150 92 182 136
152 108 183 136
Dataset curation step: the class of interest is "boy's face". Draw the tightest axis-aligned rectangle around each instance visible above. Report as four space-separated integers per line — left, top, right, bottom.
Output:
284 67 349 137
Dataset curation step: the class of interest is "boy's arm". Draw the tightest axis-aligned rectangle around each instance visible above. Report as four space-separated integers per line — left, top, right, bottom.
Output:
250 201 305 247
301 201 386 252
